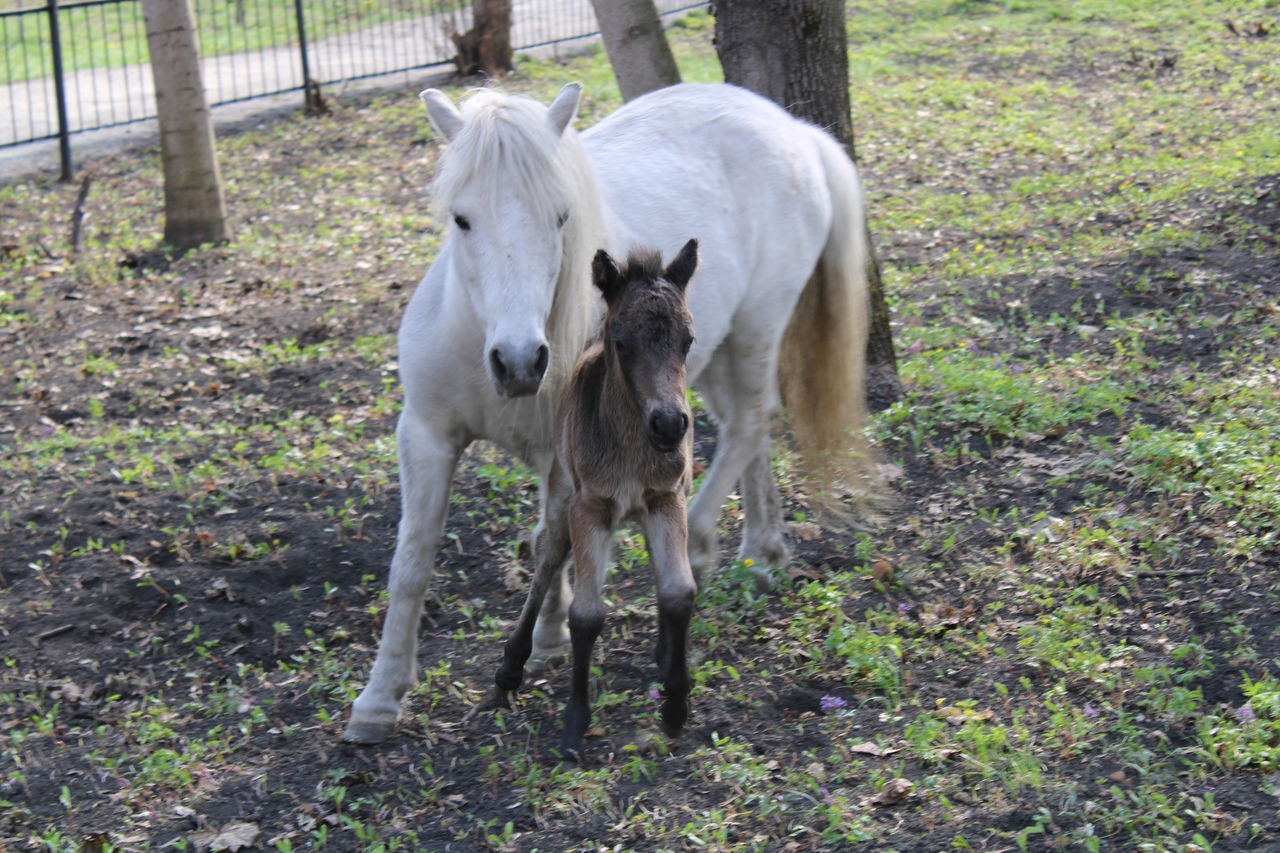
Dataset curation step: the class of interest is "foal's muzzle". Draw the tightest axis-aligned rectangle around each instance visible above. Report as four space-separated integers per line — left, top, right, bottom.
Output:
646 406 689 453
489 342 550 397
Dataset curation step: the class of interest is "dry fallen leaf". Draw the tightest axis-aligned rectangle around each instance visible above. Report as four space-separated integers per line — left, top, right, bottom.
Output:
191 822 260 853
786 564 823 582
877 462 905 484
787 521 823 541
849 741 905 758
866 777 914 807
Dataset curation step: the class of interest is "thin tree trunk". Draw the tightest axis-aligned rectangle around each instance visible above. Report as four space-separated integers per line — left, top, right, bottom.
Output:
140 0 231 250
715 0 900 410
589 0 681 102
449 0 513 78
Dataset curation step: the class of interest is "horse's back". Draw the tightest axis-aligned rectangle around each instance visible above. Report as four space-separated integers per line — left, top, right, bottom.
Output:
582 85 838 359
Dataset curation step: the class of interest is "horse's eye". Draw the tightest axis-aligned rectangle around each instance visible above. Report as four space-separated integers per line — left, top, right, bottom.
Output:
453 213 471 231
557 211 570 229
613 337 628 355
683 335 695 354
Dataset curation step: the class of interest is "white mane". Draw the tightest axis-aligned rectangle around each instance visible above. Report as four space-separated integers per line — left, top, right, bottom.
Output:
433 89 604 400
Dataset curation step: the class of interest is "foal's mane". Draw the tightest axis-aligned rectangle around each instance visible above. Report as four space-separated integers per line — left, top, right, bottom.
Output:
433 90 603 405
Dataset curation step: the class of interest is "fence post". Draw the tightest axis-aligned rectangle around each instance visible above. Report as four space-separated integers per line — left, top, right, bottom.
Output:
292 0 321 112
47 0 73 181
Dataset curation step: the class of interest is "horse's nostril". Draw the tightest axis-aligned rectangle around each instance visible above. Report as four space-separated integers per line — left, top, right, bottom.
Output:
489 348 509 383
534 344 550 379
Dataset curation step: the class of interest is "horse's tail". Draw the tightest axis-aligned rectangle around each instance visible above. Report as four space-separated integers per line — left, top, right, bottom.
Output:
778 131 878 516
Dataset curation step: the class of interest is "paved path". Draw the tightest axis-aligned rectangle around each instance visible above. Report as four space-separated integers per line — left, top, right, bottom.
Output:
0 1 704 183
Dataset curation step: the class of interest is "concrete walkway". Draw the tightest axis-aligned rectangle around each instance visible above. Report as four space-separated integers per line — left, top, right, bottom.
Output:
0 0 704 183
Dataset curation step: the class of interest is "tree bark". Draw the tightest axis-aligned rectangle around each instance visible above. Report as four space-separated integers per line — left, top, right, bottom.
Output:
449 0 513 78
140 0 231 250
589 0 681 102
715 0 900 411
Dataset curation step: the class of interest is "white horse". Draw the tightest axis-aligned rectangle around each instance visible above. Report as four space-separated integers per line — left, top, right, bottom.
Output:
344 82 874 744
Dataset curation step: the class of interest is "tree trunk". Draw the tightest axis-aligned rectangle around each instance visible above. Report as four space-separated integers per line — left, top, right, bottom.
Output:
449 0 513 78
715 0 900 411
589 0 681 102
140 0 231 250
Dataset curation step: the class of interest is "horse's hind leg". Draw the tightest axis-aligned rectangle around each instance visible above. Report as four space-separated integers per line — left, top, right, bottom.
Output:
688 343 779 587
345 415 462 744
494 464 571 702
560 494 613 761
644 492 697 737
739 449 790 585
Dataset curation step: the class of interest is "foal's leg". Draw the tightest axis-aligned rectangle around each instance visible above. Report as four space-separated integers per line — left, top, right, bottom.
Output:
560 493 614 760
493 464 572 702
345 414 463 744
644 491 697 737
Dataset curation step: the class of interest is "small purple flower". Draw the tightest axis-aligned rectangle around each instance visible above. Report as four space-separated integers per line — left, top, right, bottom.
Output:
820 695 848 713
907 340 923 355
648 687 661 701
1235 703 1256 723
819 786 834 805
968 341 980 354
1083 705 1099 719
898 602 913 615
1011 363 1024 375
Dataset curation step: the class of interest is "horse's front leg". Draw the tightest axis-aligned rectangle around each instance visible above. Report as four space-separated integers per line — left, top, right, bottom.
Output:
344 415 462 744
493 463 572 702
644 491 696 737
560 493 613 761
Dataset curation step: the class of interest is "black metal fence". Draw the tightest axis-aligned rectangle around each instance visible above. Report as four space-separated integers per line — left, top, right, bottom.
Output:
1 0 709 176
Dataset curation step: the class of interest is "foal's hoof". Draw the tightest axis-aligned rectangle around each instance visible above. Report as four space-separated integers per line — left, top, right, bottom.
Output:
660 698 690 738
342 717 397 745
556 737 586 762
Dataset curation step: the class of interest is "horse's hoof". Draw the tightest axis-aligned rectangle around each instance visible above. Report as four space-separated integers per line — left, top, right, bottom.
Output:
526 643 570 675
342 717 397 745
660 701 691 732
556 738 585 762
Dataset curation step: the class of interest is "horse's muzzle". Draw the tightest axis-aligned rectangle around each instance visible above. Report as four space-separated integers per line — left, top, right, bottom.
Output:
490 343 550 397
646 406 689 453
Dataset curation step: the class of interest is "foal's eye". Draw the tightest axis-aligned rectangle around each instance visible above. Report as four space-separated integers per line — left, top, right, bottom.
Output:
453 213 471 231
556 210 570 229
683 335 695 354
613 337 628 355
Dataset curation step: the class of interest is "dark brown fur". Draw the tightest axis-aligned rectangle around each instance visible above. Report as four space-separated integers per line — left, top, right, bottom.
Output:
491 239 700 758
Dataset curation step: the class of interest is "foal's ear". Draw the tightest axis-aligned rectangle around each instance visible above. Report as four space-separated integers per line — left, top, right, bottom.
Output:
592 249 625 303
664 238 700 293
547 83 582 137
421 89 464 142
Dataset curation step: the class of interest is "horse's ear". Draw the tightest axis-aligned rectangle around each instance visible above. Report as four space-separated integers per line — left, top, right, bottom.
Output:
547 83 582 137
664 238 700 293
421 89 464 142
592 249 624 303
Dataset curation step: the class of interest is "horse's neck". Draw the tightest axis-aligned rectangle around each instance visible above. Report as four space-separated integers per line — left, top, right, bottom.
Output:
545 154 610 388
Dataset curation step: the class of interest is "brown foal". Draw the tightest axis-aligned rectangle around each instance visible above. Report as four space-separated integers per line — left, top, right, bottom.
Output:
493 239 700 759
